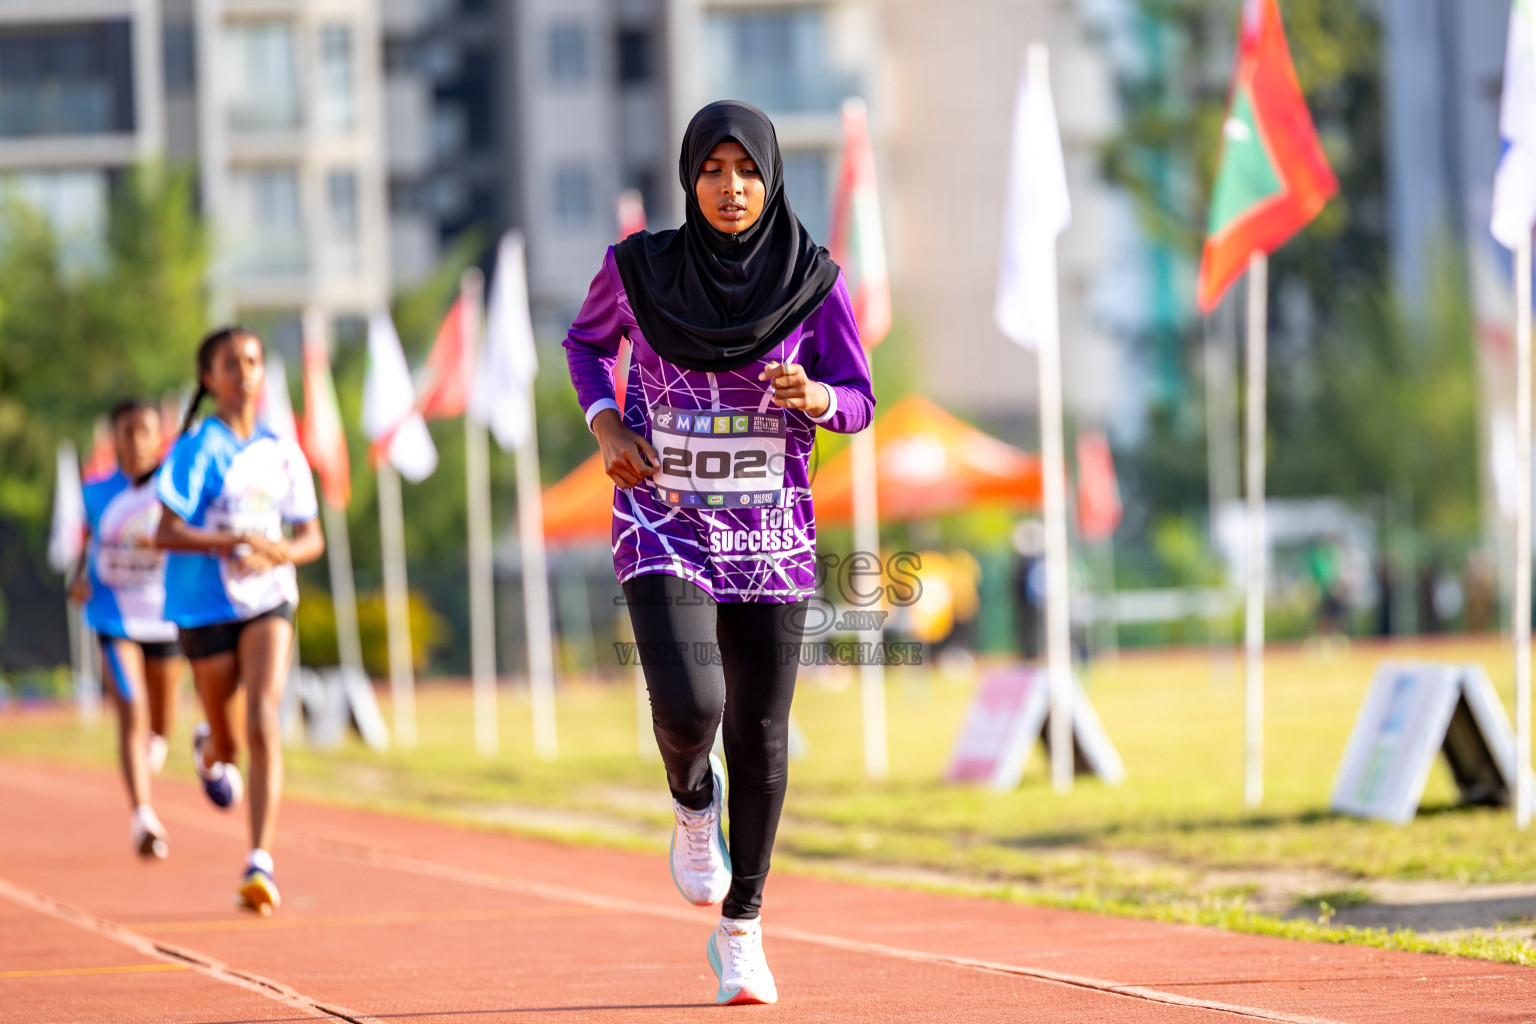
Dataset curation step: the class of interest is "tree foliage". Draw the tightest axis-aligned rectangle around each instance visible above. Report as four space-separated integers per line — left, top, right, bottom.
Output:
1104 1 1481 577
0 165 207 537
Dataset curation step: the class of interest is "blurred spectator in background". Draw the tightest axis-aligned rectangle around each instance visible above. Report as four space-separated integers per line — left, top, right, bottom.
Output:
1307 534 1347 639
1374 559 1394 637
1464 551 1495 633
1012 520 1045 660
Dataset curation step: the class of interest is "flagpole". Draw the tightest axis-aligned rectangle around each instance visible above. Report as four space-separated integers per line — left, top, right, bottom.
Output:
305 308 367 689
1516 234 1532 830
321 502 366 680
1018 46 1075 796
852 424 887 779
377 461 418 748
515 421 558 761
1243 251 1268 809
459 270 498 757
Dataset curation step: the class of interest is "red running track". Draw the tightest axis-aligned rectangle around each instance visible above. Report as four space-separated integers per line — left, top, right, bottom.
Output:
1 758 1532 1023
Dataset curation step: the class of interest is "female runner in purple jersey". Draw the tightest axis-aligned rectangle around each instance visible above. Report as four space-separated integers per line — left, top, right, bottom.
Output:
563 100 875 1004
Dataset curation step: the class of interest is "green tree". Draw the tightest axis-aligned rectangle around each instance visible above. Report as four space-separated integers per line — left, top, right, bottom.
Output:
0 166 209 666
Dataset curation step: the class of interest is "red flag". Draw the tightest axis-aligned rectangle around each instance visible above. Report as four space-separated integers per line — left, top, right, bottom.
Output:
81 416 116 483
416 296 475 421
611 191 649 416
828 98 892 348
616 188 647 242
1074 432 1122 542
299 331 351 510
1196 0 1337 313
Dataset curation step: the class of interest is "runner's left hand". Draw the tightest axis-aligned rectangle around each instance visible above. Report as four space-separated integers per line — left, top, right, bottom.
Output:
760 362 830 417
232 534 290 574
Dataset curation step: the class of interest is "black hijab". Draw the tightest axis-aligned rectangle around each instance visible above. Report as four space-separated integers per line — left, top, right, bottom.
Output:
613 100 841 373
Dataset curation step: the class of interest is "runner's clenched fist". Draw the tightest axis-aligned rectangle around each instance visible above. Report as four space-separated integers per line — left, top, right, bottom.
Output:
758 361 831 417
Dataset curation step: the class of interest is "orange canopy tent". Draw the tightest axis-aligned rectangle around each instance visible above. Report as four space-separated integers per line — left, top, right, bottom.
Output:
810 394 1040 523
540 394 1041 545
542 450 615 546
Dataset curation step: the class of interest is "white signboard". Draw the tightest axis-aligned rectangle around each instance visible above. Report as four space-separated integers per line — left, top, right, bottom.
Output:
1331 661 1535 824
947 665 1125 790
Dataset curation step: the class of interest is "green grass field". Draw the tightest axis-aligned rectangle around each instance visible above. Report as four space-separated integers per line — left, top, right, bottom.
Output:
5 635 1534 964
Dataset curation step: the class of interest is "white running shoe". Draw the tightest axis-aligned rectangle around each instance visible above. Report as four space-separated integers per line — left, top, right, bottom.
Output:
669 754 731 906
707 916 777 1005
147 732 168 774
131 805 168 859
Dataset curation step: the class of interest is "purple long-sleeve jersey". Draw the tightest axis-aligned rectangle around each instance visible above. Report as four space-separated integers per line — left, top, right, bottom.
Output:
564 247 875 602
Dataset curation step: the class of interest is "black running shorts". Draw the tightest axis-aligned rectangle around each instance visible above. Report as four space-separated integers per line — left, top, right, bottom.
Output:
177 603 295 661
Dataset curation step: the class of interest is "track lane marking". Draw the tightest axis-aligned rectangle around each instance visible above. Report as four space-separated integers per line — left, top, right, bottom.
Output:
0 876 382 1024
125 905 602 933
276 831 1357 1024
1 963 189 979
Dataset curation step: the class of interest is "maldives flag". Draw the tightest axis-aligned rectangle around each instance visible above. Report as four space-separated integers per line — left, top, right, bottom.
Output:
299 331 352 510
1196 0 1337 314
828 97 891 348
415 294 476 421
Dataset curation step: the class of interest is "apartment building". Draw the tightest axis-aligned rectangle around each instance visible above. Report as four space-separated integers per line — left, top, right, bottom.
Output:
382 0 670 335
666 0 1129 426
0 0 390 343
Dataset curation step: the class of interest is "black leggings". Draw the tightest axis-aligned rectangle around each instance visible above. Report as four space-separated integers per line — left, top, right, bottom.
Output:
623 573 806 920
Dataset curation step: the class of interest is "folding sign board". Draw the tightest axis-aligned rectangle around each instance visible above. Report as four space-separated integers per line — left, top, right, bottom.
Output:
280 665 390 752
1330 661 1535 824
947 665 1125 790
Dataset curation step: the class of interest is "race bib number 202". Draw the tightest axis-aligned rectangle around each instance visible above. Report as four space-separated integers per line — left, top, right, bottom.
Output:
650 404 786 509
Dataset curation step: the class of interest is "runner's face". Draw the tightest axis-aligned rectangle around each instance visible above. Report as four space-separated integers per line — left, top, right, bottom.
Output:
205 334 264 414
112 408 162 478
695 142 765 234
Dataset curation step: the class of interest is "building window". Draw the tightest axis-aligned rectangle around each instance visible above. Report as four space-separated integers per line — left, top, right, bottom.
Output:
0 21 135 137
222 21 302 131
549 23 587 82
0 171 109 271
163 22 196 92
617 29 650 85
431 104 466 159
553 165 592 225
782 150 830 243
227 166 306 275
703 10 858 114
317 24 356 133
326 169 360 274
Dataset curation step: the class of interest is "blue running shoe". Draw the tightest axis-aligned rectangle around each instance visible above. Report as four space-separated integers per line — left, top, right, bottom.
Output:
669 753 730 905
192 723 243 810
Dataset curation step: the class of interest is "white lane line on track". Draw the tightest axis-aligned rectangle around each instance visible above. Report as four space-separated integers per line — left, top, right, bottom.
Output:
278 831 1356 1024
0 876 384 1024
3 765 1355 1024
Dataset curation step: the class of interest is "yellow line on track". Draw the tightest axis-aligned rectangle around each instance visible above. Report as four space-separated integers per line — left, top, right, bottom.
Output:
124 904 603 933
1 963 190 979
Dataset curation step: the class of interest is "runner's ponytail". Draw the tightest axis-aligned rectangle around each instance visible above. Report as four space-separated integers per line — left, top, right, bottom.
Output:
180 324 260 436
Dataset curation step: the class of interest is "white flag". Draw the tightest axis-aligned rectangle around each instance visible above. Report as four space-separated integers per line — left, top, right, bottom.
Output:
1492 0 1536 250
363 313 438 483
47 440 85 573
257 351 298 440
471 231 539 450
995 45 1072 350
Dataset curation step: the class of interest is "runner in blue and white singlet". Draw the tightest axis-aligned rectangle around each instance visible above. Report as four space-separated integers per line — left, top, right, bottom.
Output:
69 399 186 860
154 326 326 916
157 416 318 630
